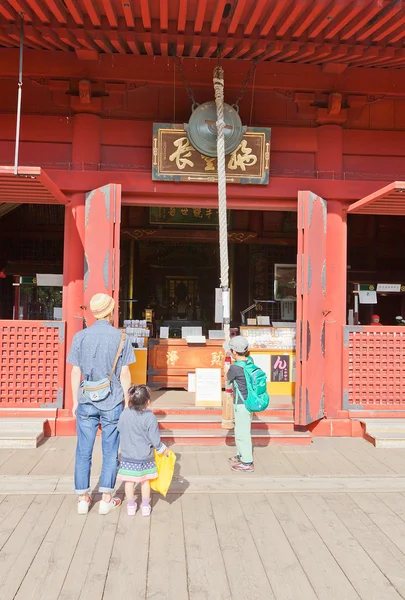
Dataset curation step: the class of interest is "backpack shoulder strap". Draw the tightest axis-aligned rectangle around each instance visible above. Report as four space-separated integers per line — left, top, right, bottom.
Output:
108 332 126 381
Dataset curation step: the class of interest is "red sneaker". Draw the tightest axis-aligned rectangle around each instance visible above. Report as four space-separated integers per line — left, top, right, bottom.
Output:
231 462 255 473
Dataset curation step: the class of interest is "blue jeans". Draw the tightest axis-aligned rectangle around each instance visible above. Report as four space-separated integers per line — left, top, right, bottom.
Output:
74 402 123 495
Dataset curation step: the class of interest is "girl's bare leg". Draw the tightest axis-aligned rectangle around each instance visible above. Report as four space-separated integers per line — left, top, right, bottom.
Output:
141 480 151 516
125 482 136 515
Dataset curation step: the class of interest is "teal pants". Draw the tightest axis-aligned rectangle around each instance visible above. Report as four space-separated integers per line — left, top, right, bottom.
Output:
234 403 253 464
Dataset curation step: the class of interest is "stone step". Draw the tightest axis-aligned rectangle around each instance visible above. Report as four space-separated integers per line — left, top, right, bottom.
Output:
0 418 46 448
0 431 44 449
360 419 405 448
157 414 295 431
160 428 312 446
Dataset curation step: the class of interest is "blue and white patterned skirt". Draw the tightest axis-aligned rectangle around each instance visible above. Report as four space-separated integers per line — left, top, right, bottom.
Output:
117 457 158 483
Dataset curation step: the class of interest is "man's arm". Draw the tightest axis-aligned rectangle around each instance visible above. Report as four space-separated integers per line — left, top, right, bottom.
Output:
120 365 131 407
71 366 81 417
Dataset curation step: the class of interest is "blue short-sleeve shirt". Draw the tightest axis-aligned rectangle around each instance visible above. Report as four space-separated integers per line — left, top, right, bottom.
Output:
67 320 136 410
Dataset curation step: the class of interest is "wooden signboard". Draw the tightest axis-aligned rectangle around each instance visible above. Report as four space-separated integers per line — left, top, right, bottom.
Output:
152 123 270 185
195 368 222 407
271 354 290 382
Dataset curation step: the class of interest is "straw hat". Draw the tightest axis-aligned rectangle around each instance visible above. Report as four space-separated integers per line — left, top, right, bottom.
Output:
90 293 115 319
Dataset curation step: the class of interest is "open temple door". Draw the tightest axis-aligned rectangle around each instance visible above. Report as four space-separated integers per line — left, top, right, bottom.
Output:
84 184 121 327
295 191 327 426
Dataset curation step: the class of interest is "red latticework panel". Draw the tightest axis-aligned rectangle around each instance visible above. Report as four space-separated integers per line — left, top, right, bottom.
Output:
0 321 65 407
343 327 405 410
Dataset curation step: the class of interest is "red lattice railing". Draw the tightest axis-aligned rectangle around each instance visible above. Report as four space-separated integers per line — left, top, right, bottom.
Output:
0 321 66 407
343 326 405 410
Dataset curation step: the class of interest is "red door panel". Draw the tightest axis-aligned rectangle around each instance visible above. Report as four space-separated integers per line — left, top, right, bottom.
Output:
295 191 327 426
84 184 121 327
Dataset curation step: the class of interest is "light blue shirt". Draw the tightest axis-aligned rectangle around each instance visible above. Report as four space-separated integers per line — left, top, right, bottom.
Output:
67 320 135 410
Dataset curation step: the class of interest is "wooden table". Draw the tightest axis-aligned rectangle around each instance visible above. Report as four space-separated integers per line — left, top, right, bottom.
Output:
147 338 225 390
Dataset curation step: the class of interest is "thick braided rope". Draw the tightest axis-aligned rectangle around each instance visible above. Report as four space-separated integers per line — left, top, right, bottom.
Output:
213 66 230 341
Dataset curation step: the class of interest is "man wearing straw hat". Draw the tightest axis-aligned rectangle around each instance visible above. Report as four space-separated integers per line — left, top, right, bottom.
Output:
67 293 135 515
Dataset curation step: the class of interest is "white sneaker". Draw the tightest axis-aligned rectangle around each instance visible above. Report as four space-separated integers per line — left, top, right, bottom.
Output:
141 504 151 517
77 496 91 515
98 497 122 515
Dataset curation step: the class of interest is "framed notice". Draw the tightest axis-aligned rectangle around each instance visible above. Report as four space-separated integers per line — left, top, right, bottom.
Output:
271 354 290 383
195 368 222 407
274 264 297 301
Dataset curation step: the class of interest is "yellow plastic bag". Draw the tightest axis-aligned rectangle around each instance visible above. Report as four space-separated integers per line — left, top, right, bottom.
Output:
150 449 176 497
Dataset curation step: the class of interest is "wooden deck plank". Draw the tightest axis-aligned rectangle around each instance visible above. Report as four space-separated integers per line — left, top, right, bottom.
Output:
281 448 331 476
328 440 397 475
0 439 57 476
146 495 188 600
296 493 402 600
102 502 150 598
238 493 317 600
211 493 276 599
350 493 405 557
310 445 364 476
322 493 405 597
376 492 405 521
0 449 16 469
58 502 120 600
196 449 217 477
30 437 77 477
360 445 405 475
181 494 231 599
267 494 360 600
254 447 300 476
0 495 34 550
14 495 87 600
175 447 201 476
0 495 64 600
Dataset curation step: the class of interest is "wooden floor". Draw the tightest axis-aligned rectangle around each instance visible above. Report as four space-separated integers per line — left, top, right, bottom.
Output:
2 438 405 599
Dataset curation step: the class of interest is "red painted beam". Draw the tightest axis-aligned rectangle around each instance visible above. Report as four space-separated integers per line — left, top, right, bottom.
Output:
160 0 169 31
140 0 152 30
82 0 101 27
308 2 346 40
24 0 51 23
46 0 68 24
178 0 187 33
357 2 402 42
110 31 127 54
211 0 227 35
340 2 382 41
244 0 267 36
62 0 83 25
101 0 118 28
194 0 207 33
7 0 34 22
260 0 289 37
373 12 405 42
122 1 135 28
291 2 326 39
324 3 365 40
0 3 16 21
277 0 308 37
228 0 248 35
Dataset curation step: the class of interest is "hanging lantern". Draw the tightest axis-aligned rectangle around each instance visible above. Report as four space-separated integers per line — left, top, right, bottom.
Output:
184 101 246 158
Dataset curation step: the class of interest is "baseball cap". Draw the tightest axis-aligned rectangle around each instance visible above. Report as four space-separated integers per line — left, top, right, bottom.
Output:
223 335 249 354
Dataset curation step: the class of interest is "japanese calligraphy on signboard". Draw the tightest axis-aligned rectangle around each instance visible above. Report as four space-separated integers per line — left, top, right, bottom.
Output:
271 355 290 382
152 123 270 184
150 206 223 227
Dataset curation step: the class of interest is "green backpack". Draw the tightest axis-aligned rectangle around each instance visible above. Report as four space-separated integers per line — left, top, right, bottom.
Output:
233 356 270 413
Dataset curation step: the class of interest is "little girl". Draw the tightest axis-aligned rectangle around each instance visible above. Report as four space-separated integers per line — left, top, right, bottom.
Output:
117 385 167 516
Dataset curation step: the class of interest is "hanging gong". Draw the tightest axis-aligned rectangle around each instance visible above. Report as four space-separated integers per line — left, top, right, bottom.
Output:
184 101 246 158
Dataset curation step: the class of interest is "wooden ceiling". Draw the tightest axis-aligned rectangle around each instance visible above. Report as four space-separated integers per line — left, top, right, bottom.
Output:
1 1 405 70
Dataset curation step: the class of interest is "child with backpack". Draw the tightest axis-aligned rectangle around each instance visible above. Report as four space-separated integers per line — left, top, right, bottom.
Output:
224 336 269 473
117 385 168 516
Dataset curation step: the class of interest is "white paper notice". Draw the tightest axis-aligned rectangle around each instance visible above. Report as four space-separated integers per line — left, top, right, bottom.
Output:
160 327 169 339
250 353 271 382
195 368 222 405
359 290 377 304
215 288 223 323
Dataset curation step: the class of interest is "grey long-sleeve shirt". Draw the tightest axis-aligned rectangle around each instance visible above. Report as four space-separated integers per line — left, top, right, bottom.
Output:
117 408 166 462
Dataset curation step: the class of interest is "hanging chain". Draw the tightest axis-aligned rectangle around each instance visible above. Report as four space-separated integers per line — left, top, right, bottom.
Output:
172 55 199 111
233 59 259 111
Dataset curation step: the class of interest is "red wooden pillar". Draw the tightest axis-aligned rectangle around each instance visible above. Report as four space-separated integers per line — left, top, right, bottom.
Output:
324 200 347 418
316 124 346 418
63 113 101 413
